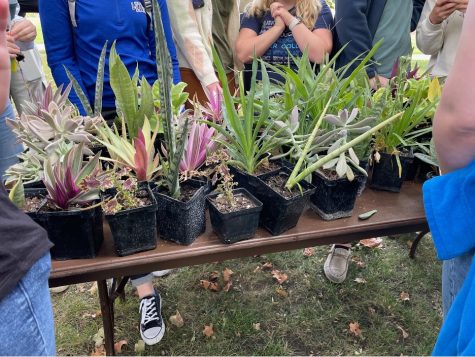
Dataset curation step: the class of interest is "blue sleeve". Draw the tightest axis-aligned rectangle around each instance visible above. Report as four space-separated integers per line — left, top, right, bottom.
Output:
334 0 376 78
423 161 475 260
315 0 334 30
153 0 181 84
39 0 88 114
240 13 262 34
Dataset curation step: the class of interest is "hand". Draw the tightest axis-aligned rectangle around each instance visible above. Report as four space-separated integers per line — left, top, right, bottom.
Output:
206 82 222 103
270 2 293 26
0 0 10 112
453 0 468 13
10 18 37 42
6 34 20 59
369 75 389 89
429 0 458 24
273 15 286 31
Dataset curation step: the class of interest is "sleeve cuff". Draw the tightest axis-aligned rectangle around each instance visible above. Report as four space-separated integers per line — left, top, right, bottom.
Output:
424 18 443 31
200 72 219 88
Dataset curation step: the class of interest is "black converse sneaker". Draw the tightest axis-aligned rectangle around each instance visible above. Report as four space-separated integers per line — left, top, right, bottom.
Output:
139 292 165 345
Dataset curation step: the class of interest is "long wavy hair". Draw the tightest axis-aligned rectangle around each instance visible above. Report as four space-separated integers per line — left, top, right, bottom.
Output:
246 0 322 29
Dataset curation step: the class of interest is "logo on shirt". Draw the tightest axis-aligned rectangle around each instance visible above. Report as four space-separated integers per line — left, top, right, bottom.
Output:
131 1 146 13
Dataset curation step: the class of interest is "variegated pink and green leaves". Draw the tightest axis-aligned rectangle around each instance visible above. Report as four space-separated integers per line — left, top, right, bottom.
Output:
179 122 216 175
43 144 101 210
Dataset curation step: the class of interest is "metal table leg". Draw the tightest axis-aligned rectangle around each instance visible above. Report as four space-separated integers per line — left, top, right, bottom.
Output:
98 280 115 356
409 229 430 259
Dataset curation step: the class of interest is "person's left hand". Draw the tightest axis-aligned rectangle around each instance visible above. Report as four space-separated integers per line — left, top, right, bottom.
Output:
270 2 294 26
453 0 469 13
10 18 37 42
6 33 19 58
0 0 10 111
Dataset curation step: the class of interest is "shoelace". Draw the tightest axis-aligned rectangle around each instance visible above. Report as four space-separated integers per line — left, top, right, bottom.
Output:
140 297 159 326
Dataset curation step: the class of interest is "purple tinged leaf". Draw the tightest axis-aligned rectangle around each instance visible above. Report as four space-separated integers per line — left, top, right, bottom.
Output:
390 58 400 79
133 128 148 181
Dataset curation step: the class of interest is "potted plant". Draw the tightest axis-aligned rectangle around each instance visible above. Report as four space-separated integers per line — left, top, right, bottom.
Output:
206 151 263 244
39 144 103 260
369 58 439 192
150 0 207 245
100 170 158 256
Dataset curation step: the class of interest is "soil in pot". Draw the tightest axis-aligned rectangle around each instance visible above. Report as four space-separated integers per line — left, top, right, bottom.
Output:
105 185 158 257
40 201 104 260
255 167 315 236
207 188 263 244
310 170 363 221
369 151 414 193
153 179 207 245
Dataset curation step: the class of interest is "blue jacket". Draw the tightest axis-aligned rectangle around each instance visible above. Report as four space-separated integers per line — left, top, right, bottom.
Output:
39 0 180 114
333 0 425 78
423 161 475 355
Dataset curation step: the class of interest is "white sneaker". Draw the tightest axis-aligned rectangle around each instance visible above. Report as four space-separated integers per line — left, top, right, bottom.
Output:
139 292 165 345
49 285 69 293
323 245 352 283
152 269 173 277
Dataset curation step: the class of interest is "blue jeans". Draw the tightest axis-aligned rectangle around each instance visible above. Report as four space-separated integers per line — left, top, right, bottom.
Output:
0 100 22 180
442 249 475 318
0 253 56 356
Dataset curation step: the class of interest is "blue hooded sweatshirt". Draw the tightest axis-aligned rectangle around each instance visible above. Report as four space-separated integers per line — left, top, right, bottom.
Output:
39 0 180 114
423 161 475 355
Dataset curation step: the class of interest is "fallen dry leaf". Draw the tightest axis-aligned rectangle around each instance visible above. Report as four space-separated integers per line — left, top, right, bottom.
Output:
82 312 99 319
359 238 383 248
396 324 409 339
354 278 367 284
406 240 413 249
90 346 106 356
349 322 363 338
253 322 261 331
271 270 288 284
203 324 214 338
276 286 288 297
169 310 184 328
262 262 273 271
93 327 104 348
114 340 127 354
253 266 261 273
223 268 234 283
303 247 315 257
352 257 366 268
200 280 219 292
223 281 233 292
134 340 145 354
209 271 220 282
400 291 410 301
89 282 98 296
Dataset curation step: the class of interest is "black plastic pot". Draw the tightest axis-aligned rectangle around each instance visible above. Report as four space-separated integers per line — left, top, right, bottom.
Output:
369 151 414 192
310 171 363 220
23 188 48 229
45 203 104 260
153 179 207 245
105 186 158 257
24 181 46 189
207 188 263 244
357 160 369 197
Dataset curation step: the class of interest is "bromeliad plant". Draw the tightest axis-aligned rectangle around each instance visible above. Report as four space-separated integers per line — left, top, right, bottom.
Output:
42 144 101 210
95 117 160 182
204 48 289 175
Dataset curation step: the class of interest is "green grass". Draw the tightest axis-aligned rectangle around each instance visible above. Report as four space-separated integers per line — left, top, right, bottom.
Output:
52 235 442 355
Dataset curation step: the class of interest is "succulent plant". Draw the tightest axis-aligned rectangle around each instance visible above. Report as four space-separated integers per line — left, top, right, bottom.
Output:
21 82 72 117
42 144 101 210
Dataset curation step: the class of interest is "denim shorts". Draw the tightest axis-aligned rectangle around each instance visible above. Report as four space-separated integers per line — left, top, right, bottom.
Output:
0 100 23 179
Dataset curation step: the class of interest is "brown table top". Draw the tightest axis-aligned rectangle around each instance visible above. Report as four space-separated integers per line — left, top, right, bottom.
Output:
50 182 428 287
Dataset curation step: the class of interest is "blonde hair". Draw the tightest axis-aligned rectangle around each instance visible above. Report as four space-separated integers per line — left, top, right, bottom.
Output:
246 0 322 30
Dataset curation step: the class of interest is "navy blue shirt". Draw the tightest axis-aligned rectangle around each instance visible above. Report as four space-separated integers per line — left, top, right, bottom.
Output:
240 0 334 82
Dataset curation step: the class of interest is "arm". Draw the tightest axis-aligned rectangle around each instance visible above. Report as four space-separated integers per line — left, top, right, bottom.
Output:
39 0 88 114
334 0 376 78
433 0 475 173
166 0 218 89
152 0 181 84
236 16 286 64
0 0 9 111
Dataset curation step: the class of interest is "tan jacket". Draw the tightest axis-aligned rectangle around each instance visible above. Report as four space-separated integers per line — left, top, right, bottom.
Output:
416 0 464 78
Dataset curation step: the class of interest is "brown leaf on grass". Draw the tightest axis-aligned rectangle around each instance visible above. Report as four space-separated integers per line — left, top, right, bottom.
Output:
114 340 127 354
223 281 233 292
349 322 363 337
400 291 410 301
200 280 219 292
89 282 98 296
276 286 288 297
262 262 273 271
359 238 383 248
396 324 409 339
303 247 315 257
406 240 413 249
169 310 184 328
253 322 261 331
209 271 220 282
271 270 288 284
351 257 366 268
203 324 214 337
90 346 106 356
253 266 261 273
223 268 234 283
354 278 367 284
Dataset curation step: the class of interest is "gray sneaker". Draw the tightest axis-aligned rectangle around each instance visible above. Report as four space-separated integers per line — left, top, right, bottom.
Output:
323 245 352 283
